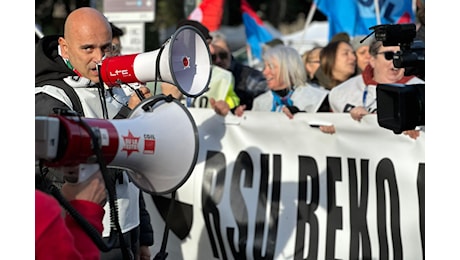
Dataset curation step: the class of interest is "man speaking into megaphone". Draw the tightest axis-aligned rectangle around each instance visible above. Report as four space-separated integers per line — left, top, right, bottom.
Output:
35 7 154 260
35 6 210 260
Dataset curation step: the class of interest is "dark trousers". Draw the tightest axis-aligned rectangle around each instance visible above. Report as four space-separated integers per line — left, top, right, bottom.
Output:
101 226 140 260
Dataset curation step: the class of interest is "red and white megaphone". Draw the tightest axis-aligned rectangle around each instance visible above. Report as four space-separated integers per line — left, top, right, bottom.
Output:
35 95 199 194
99 25 211 97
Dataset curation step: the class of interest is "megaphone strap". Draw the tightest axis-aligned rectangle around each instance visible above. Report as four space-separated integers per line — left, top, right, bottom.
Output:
155 44 167 83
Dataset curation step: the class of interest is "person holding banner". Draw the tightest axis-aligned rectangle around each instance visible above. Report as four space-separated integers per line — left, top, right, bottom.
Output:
325 38 425 138
312 39 357 91
304 39 357 115
250 45 329 118
209 31 268 115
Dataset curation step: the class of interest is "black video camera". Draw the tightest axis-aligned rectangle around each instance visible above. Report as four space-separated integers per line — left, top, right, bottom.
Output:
372 23 425 79
370 24 425 134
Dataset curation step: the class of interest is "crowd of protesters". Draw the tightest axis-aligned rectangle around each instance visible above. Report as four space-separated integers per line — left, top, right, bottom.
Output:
34 4 425 259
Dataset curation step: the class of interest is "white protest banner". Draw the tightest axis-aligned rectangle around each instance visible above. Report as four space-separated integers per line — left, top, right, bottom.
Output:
144 109 425 260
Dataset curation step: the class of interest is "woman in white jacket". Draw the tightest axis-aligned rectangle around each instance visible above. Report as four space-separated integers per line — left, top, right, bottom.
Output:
251 45 329 119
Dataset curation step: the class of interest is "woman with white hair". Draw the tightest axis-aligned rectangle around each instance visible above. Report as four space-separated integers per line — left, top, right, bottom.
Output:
251 45 328 119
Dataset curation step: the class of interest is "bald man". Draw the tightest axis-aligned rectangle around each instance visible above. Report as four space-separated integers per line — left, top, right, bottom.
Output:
35 7 153 260
60 7 112 83
36 7 151 118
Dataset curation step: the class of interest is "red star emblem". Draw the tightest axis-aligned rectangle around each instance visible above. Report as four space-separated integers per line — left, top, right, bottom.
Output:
121 130 140 157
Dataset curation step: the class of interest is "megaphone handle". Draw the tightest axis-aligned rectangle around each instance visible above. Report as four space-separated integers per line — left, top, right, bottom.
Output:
153 191 176 260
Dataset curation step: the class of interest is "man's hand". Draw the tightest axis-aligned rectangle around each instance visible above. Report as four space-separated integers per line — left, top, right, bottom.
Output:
281 106 294 119
210 98 230 116
127 86 152 109
161 82 183 99
350 106 369 122
137 245 151 260
61 171 107 206
234 104 246 117
319 125 336 134
403 129 421 140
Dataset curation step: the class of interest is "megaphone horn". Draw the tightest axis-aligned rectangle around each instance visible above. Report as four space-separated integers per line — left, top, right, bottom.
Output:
35 95 199 195
99 26 211 97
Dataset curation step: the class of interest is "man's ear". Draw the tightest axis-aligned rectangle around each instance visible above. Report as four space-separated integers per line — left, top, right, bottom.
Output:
58 37 68 58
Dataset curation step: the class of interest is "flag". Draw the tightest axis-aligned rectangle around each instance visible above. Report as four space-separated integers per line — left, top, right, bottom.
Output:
188 0 225 32
314 0 415 40
241 0 274 61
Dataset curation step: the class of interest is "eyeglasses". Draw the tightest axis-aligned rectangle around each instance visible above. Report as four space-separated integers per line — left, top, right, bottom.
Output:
211 52 229 62
377 51 397 61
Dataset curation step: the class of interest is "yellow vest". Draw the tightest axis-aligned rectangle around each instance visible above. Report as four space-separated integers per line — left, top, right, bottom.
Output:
188 65 239 109
148 65 240 109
